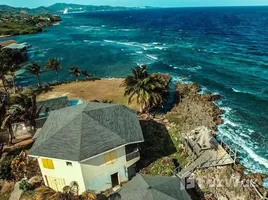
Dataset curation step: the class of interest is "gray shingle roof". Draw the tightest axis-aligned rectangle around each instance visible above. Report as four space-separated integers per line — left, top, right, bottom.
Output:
29 102 144 161
117 174 192 200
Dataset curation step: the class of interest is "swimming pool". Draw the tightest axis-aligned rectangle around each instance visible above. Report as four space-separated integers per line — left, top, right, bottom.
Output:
69 99 83 106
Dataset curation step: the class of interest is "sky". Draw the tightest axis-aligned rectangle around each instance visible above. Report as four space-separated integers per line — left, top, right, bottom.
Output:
1 0 268 8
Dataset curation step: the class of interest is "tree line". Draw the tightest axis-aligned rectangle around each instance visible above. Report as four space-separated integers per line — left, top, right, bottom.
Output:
27 58 94 87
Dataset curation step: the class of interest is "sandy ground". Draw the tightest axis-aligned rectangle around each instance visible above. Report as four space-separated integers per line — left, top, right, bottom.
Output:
37 78 139 111
0 35 11 38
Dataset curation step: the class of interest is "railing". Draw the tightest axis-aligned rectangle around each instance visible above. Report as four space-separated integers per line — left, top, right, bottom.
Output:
250 180 268 200
126 150 140 162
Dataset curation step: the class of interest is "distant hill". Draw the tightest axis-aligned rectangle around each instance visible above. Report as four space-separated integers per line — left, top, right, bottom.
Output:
0 3 149 15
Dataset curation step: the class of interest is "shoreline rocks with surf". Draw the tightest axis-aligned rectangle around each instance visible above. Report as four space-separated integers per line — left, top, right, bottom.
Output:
165 82 268 200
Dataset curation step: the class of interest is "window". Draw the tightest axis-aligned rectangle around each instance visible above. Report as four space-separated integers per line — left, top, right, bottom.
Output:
66 162 72 166
41 158 55 169
104 151 117 164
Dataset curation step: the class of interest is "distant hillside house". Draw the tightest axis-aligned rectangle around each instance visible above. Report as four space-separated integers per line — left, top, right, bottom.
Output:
3 42 29 61
29 102 144 194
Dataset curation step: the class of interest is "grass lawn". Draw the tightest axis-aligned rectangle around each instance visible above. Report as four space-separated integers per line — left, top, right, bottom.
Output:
37 79 139 111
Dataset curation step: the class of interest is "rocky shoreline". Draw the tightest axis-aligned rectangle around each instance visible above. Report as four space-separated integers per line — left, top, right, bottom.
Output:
166 82 268 200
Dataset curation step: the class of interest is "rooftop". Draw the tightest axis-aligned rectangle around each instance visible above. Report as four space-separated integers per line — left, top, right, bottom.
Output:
29 102 144 161
117 174 192 200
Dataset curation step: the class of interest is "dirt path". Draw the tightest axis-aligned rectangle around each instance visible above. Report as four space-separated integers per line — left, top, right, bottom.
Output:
9 181 22 200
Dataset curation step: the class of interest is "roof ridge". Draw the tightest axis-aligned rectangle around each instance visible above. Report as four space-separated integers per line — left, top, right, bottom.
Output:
37 108 85 145
79 112 126 160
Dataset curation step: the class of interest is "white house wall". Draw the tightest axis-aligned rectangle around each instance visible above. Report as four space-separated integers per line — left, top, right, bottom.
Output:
80 146 129 193
37 157 86 193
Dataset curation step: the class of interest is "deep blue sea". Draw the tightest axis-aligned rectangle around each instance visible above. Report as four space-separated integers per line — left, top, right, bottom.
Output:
2 7 268 174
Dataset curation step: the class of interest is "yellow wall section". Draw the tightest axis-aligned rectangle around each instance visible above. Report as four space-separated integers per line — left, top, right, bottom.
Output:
104 151 117 164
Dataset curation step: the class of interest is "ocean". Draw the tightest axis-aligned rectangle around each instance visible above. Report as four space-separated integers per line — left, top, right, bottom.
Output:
2 6 268 174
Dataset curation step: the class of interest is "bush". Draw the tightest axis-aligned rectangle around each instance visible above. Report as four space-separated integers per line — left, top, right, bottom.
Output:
0 157 13 180
19 180 34 192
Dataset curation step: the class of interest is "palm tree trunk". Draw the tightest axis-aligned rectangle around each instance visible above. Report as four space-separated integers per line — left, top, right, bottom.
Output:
7 123 14 145
37 75 41 87
56 71 59 83
12 75 16 93
1 78 9 95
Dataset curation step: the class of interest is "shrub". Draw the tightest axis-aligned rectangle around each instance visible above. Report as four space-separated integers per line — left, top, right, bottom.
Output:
0 157 13 180
19 180 34 192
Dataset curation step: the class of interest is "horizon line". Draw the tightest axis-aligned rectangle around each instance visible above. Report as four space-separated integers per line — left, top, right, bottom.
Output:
1 3 268 9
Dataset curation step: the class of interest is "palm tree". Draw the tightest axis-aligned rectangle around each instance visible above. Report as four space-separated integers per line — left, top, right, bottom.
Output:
44 58 62 83
35 183 96 200
27 62 43 87
1 105 25 144
0 48 24 94
122 65 167 113
69 66 81 82
81 70 93 81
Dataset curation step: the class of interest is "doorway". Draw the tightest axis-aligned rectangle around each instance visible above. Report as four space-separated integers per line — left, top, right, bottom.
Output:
111 173 119 187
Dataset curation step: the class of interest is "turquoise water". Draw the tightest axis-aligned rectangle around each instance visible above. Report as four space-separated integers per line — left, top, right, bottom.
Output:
2 7 268 174
69 99 83 106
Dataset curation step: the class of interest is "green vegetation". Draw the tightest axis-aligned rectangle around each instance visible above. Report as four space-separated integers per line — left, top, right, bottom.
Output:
19 180 34 193
0 156 13 180
69 66 81 82
27 62 43 87
44 58 62 83
35 184 97 200
139 120 189 176
0 48 24 93
122 65 168 113
0 12 61 36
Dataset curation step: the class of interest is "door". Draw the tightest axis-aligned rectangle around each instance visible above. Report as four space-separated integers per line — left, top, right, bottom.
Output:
111 173 119 187
45 175 66 192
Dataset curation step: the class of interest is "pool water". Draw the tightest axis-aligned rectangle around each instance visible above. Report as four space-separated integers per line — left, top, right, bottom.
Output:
69 100 83 106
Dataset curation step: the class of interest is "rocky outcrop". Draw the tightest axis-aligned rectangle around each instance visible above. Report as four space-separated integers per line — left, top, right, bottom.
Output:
191 166 268 200
165 82 268 200
166 83 223 134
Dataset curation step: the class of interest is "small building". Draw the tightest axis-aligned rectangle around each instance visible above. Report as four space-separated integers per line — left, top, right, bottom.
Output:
29 102 144 194
3 42 29 61
3 43 28 51
35 96 70 128
114 173 192 200
0 40 17 47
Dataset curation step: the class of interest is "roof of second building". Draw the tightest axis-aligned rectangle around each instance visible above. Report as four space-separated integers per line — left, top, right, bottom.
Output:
29 102 144 161
36 96 69 116
117 174 192 200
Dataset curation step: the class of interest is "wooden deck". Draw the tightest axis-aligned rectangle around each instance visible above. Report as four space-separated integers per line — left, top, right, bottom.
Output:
177 137 236 178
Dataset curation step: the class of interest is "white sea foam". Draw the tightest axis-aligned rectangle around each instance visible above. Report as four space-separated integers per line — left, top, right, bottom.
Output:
263 179 268 188
146 54 158 60
154 46 167 50
135 51 143 54
219 120 268 173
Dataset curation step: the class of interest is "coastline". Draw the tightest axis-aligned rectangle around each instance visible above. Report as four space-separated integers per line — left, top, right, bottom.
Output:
166 82 268 199
27 78 268 198
0 35 11 39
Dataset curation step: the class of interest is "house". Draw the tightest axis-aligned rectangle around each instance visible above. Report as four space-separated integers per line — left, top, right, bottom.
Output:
29 102 144 194
113 173 192 200
0 40 17 48
3 42 29 61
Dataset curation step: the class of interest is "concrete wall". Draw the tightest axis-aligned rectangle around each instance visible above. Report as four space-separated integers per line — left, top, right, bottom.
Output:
37 157 86 193
80 146 129 193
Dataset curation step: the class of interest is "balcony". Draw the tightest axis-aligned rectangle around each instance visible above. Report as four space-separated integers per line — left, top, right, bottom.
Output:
126 150 140 162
